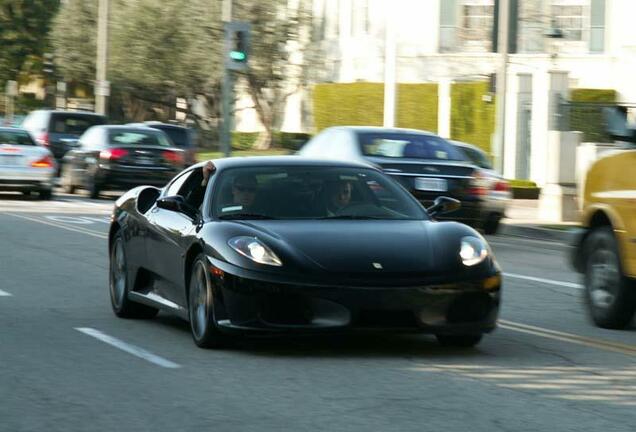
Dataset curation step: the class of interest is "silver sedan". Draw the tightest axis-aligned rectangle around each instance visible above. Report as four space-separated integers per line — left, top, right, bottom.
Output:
0 127 56 199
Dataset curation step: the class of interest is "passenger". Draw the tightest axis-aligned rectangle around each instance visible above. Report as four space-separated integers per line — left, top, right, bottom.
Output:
326 180 353 216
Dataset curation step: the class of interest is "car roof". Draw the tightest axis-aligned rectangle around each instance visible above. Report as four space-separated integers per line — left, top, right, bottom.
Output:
192 156 377 171
450 139 485 152
324 126 438 136
31 109 106 117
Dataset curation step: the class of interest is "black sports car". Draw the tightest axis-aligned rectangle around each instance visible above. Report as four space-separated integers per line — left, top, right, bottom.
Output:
108 157 502 348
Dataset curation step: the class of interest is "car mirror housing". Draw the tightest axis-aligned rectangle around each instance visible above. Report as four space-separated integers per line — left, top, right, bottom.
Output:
427 196 461 218
157 195 198 219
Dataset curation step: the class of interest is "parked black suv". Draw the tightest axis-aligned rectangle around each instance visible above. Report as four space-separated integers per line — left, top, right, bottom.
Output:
22 110 107 173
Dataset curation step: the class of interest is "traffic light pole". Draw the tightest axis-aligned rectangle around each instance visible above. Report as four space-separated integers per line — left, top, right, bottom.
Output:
221 68 234 157
95 0 110 115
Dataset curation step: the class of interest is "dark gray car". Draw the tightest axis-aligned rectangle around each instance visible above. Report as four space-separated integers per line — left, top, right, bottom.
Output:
298 126 501 232
22 110 107 172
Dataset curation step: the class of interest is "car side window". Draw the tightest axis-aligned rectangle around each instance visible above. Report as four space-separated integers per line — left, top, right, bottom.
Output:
165 170 193 197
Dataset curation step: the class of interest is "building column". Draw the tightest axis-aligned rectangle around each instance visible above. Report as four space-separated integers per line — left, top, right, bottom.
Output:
437 78 452 138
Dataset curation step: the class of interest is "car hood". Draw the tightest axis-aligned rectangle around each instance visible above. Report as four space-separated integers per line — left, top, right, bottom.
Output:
232 219 452 275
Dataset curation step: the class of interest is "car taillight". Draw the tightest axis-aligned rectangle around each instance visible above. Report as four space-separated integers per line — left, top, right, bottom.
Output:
494 180 510 192
467 171 488 197
100 148 129 160
36 132 50 147
31 155 54 168
162 150 184 165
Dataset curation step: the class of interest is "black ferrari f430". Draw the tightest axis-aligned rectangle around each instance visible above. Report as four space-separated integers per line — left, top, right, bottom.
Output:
108 157 502 348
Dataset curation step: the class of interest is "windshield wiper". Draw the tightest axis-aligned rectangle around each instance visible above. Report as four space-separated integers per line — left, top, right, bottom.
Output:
218 213 278 220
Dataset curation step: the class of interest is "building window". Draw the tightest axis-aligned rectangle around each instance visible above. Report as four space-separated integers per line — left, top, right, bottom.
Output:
459 1 494 51
352 0 369 36
551 2 586 41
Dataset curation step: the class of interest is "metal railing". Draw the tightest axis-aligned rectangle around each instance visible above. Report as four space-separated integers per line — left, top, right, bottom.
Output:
556 97 636 143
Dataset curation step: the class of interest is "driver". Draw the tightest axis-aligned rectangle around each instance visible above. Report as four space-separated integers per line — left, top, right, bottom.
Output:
230 173 259 211
326 180 353 216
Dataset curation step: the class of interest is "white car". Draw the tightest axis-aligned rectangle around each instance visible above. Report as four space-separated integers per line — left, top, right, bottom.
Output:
0 127 56 199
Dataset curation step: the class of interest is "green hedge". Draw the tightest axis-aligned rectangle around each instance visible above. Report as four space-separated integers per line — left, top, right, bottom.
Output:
450 81 495 155
570 88 617 103
230 131 311 151
569 88 617 142
312 82 438 132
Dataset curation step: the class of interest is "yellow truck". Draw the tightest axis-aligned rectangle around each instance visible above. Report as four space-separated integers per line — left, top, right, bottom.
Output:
572 111 636 329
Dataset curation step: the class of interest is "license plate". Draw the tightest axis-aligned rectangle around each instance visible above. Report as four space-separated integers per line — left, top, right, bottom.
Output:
136 157 155 165
414 177 447 192
0 155 23 166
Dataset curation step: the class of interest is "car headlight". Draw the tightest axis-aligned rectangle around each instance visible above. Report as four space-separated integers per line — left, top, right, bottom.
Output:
459 236 488 266
228 236 282 267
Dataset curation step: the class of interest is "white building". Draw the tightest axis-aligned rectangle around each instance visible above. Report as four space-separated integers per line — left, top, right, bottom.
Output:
309 0 636 184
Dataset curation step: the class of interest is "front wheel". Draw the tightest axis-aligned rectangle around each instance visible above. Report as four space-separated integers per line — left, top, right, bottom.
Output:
109 232 158 319
436 334 483 347
583 227 636 329
188 255 225 348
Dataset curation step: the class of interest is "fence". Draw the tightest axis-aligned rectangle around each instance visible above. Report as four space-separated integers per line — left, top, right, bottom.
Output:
557 97 636 143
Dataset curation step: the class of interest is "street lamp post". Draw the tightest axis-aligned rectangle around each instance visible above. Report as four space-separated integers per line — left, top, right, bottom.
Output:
95 0 110 115
383 4 397 128
494 0 510 175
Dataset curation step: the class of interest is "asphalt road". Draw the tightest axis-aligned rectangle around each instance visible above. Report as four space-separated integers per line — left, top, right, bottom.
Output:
1 191 634 432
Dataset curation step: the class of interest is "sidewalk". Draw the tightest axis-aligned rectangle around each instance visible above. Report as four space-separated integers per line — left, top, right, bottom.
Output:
499 199 580 243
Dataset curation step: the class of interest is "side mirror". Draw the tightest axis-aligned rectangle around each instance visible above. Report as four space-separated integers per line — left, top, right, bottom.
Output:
427 196 461 218
157 195 198 218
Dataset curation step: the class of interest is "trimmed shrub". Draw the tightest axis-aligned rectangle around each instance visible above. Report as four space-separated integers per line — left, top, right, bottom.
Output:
450 81 495 155
570 88 617 103
568 88 618 143
312 82 438 133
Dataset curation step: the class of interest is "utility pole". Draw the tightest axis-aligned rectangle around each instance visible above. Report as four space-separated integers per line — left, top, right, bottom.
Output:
95 0 110 115
383 4 397 128
221 0 233 157
494 0 510 175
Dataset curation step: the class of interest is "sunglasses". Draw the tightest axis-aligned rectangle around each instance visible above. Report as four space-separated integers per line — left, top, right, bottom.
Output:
234 184 257 193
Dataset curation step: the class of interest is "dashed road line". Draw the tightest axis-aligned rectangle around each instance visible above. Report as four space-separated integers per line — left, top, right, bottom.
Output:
504 272 583 289
0 289 12 296
75 327 181 369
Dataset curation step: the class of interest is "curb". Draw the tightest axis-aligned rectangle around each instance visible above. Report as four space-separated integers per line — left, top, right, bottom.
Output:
499 223 579 244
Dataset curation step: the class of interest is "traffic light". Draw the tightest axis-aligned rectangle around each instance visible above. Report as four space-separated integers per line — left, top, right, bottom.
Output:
230 31 248 62
225 22 251 71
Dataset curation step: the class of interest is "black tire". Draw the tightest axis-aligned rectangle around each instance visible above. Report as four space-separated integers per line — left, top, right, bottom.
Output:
483 215 501 235
109 232 158 319
436 334 483 347
583 227 636 329
88 177 100 199
188 254 225 348
62 166 76 194
38 188 53 200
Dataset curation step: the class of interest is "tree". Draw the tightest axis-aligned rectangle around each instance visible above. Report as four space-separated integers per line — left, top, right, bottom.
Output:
234 0 312 149
0 0 61 86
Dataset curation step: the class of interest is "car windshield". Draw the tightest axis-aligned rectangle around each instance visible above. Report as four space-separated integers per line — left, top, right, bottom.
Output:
212 165 427 220
153 126 189 148
107 130 172 147
0 130 36 146
358 132 466 161
50 114 105 134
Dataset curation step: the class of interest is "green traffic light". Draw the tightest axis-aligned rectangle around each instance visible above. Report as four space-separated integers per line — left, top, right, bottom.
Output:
230 51 246 61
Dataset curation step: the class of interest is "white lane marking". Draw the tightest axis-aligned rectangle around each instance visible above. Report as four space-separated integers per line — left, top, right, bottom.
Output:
0 289 12 296
4 212 108 239
504 272 583 289
75 327 181 369
500 320 636 356
45 215 94 224
44 215 110 224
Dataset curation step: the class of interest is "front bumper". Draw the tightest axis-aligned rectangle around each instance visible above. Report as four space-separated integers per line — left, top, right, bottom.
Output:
209 260 502 335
